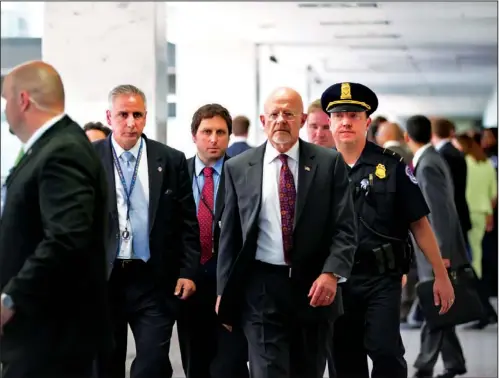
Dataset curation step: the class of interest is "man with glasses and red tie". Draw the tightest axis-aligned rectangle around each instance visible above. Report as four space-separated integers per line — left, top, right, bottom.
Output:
216 87 357 378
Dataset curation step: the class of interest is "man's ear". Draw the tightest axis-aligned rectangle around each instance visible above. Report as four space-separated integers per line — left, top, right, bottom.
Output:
404 131 410 144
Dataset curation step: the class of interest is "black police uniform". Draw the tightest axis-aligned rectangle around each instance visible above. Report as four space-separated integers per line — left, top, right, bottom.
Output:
321 82 430 378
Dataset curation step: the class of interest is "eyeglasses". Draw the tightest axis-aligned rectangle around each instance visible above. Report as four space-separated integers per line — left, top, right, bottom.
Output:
266 111 298 121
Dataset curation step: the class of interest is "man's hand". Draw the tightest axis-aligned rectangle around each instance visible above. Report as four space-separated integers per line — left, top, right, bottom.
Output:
174 278 196 300
433 273 455 314
215 295 232 332
0 305 14 335
308 273 338 307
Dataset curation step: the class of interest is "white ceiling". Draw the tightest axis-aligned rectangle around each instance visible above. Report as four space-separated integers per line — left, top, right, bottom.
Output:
167 2 498 119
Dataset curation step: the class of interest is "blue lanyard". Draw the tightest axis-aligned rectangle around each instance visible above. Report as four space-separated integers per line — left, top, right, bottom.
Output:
111 139 143 222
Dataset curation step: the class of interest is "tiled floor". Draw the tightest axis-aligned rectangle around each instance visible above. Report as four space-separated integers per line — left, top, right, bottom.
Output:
126 323 498 377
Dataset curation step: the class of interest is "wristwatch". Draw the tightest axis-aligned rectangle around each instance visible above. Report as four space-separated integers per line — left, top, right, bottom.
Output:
1 293 15 310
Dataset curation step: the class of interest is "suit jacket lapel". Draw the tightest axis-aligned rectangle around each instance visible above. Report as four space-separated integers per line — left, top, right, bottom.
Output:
146 138 165 233
102 136 117 216
294 140 316 229
214 155 228 222
246 144 265 232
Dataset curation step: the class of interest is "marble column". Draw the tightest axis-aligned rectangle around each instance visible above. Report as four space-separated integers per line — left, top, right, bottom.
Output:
42 2 168 143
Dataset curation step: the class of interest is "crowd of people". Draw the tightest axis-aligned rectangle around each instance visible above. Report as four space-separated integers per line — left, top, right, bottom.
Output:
0 59 496 378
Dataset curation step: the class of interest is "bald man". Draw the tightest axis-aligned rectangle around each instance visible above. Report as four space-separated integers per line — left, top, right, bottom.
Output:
0 61 110 378
216 87 356 378
375 122 413 164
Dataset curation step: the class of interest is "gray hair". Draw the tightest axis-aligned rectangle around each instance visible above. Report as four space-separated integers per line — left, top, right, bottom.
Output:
108 84 147 108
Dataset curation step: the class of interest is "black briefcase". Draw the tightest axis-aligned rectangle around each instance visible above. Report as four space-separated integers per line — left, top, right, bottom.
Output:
415 266 486 330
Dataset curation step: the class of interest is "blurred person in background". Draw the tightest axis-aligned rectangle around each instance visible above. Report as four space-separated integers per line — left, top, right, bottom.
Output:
453 134 497 278
375 121 413 163
306 99 335 148
480 127 498 299
226 115 251 156
84 121 111 142
453 133 498 328
404 115 468 378
366 115 387 143
430 119 472 258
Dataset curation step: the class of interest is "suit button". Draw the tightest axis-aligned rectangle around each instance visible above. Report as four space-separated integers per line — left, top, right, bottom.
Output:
116 233 120 239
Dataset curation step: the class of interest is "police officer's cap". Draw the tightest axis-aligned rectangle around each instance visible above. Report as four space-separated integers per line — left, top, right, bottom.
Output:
320 82 378 116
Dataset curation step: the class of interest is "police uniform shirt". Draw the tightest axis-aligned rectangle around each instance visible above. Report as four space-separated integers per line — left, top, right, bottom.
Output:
348 141 430 251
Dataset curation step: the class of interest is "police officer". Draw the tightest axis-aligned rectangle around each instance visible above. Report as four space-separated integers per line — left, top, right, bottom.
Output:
321 82 455 378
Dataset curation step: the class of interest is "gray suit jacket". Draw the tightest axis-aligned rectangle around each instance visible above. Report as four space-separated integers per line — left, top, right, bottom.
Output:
413 146 469 280
217 139 357 325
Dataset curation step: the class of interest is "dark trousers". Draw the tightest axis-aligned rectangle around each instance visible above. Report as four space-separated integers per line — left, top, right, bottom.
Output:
242 261 330 378
2 355 95 378
177 267 249 378
414 323 466 374
96 260 176 378
333 274 407 378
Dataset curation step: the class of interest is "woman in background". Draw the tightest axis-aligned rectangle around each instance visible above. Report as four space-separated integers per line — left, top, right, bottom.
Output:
454 134 497 278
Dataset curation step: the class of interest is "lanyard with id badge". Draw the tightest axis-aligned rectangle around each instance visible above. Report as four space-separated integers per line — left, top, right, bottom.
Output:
112 139 143 259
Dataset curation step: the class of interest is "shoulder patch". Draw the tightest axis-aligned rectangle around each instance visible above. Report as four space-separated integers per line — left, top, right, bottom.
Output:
405 165 418 184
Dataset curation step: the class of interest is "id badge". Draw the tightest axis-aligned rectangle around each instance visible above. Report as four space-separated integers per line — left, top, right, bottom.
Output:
117 222 134 259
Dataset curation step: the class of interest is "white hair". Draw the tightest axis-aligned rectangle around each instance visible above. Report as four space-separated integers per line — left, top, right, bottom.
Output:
107 84 147 109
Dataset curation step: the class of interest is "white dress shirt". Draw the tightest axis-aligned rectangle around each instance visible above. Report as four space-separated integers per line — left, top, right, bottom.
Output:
434 138 451 152
111 136 150 236
24 113 66 153
255 141 300 265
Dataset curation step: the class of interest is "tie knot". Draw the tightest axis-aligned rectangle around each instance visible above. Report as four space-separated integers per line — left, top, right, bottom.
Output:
278 154 289 165
121 151 135 163
203 167 214 177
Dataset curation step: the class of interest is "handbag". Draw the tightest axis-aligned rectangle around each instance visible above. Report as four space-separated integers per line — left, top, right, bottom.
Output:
415 265 486 330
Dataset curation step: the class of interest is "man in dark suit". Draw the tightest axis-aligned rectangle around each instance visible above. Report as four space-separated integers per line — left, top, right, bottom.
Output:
216 87 357 378
177 104 248 378
226 115 251 156
0 61 110 378
94 84 200 378
405 115 468 378
431 118 471 250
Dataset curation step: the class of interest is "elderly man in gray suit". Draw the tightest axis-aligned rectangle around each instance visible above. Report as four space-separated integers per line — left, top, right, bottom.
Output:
404 115 468 378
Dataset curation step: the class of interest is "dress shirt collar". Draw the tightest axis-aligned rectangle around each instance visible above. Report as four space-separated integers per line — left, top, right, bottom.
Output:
23 113 65 152
194 154 224 177
434 138 450 151
111 135 143 160
264 140 300 165
413 143 432 168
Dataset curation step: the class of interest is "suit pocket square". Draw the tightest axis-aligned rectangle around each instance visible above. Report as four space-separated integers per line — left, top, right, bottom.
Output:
218 221 222 228
164 189 173 195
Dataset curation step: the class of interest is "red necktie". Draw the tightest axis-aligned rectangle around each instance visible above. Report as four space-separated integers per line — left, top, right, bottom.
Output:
198 167 214 264
278 154 296 264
